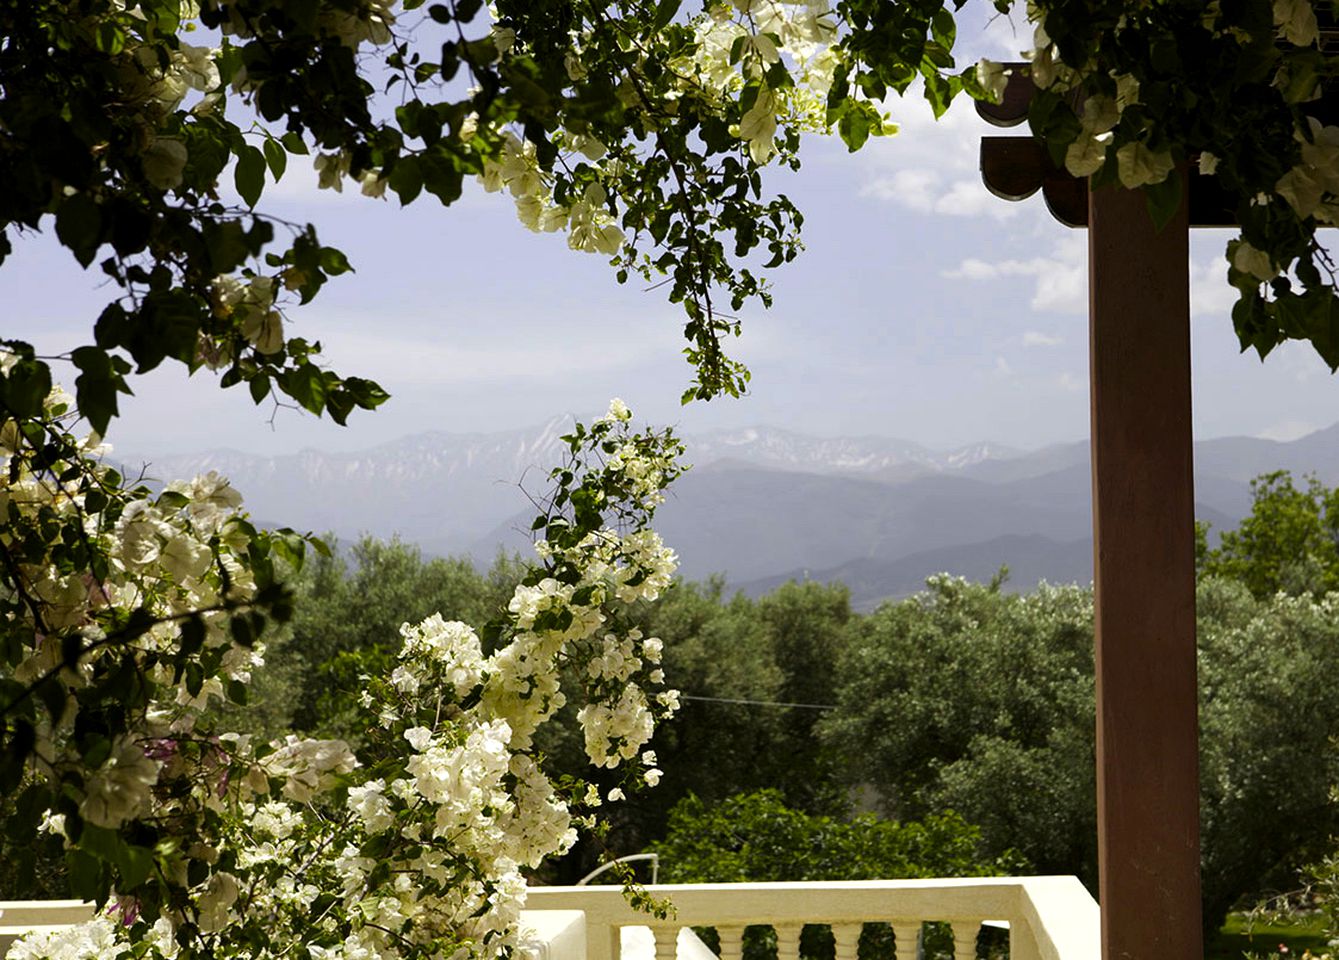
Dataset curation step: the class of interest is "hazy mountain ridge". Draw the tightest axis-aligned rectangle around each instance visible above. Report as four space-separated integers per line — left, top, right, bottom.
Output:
125 419 1339 609
683 427 1020 479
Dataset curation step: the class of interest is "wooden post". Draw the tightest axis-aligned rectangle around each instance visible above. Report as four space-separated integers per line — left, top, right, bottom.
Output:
1088 173 1203 960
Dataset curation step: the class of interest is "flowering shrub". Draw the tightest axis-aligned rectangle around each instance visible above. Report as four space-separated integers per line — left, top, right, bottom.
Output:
5 399 685 960
0 355 307 903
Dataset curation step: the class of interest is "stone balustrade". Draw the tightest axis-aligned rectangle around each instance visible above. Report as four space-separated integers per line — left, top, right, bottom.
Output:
526 877 1098 960
0 877 1098 960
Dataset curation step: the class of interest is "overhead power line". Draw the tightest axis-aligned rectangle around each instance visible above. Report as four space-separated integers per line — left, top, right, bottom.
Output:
679 694 837 711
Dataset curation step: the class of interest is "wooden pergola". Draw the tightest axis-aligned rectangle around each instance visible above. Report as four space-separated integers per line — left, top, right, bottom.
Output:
977 72 1217 960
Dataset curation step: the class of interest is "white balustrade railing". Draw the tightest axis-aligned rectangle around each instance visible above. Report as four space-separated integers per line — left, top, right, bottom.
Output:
525 877 1098 960
0 877 1099 960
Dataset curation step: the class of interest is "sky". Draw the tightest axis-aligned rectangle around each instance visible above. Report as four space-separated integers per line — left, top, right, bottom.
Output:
4 8 1338 457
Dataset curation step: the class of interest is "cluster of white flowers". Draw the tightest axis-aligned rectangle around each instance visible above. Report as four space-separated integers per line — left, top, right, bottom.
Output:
5 916 121 960
2 377 268 827
10 399 684 960
979 15 1167 189
457 0 853 265
476 133 625 255
207 274 285 360
676 0 842 163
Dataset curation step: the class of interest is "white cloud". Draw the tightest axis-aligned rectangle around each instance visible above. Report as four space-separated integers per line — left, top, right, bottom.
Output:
944 240 1255 321
994 355 1013 375
855 88 1021 221
940 257 999 280
1023 331 1062 347
1189 253 1235 318
861 169 940 211
941 234 1087 313
1056 371 1085 393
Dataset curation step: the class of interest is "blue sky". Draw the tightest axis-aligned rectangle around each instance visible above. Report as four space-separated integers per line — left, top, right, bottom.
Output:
3 10 1337 456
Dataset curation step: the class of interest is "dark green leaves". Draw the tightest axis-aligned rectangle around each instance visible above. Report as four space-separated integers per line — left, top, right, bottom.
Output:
55 194 104 268
71 346 132 437
0 352 52 419
235 144 267 208
1143 171 1183 233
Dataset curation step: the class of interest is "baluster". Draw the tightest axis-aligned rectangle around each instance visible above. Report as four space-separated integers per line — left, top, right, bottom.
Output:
831 923 862 960
949 922 979 960
651 927 678 960
890 923 921 960
717 925 745 960
774 925 803 960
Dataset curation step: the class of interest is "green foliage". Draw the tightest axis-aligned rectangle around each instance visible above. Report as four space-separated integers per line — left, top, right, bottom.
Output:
652 791 1016 960
1197 578 1339 924
653 790 1020 884
821 570 1339 929
820 576 1097 881
1202 471 1339 599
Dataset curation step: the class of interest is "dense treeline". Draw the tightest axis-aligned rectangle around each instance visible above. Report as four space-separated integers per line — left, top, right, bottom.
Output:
7 470 1337 931
189 468 1339 931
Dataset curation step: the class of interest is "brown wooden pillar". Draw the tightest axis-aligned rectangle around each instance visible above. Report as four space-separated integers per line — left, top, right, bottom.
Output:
1088 174 1203 960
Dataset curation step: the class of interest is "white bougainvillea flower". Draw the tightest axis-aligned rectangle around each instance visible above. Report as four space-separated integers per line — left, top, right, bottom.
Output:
142 137 188 190
1232 240 1279 281
1065 134 1108 177
740 87 780 164
1116 141 1175 188
976 59 1009 103
1275 0 1319 46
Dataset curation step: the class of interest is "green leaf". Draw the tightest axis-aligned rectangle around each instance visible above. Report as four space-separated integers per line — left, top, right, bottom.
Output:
117 843 154 889
71 346 131 436
389 157 424 205
263 137 288 180
837 102 874 152
279 362 328 415
931 9 956 50
1143 172 1183 232
66 849 106 902
319 246 353 276
235 144 266 208
280 131 309 155
0 357 52 418
652 0 681 29
55 195 104 268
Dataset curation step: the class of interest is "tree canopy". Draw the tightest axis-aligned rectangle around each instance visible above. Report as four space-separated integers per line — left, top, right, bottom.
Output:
5 0 1339 441
1202 470 1339 598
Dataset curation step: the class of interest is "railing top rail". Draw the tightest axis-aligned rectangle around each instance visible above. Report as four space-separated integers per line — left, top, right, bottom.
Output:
527 877 1039 925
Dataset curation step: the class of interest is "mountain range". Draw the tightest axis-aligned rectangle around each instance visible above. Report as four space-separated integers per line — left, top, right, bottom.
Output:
123 420 1339 610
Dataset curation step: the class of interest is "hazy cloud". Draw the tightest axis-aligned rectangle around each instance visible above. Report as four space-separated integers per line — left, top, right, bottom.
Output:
941 234 1087 313
1056 371 1085 393
1023 331 1062 347
858 92 1020 221
1190 254 1236 318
